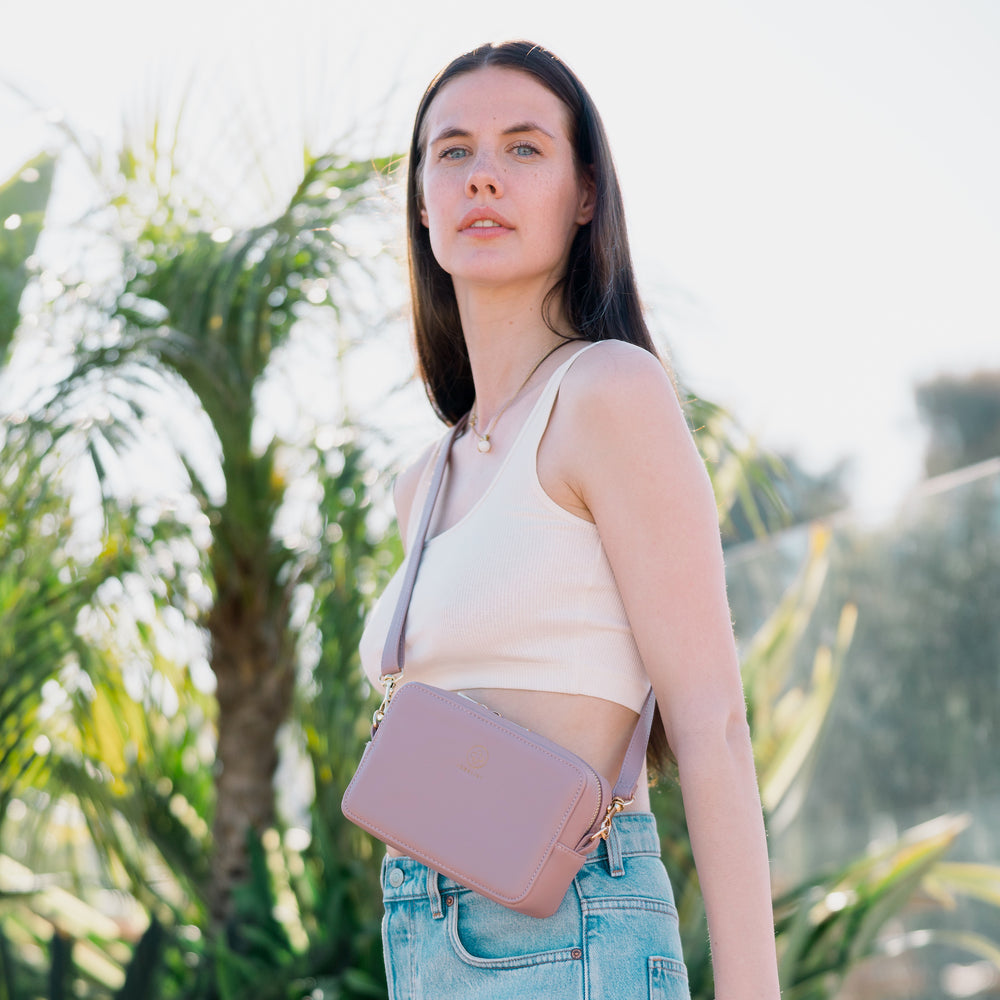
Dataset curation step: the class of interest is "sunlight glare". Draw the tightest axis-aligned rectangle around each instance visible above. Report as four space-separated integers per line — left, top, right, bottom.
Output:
284 827 311 852
824 890 850 912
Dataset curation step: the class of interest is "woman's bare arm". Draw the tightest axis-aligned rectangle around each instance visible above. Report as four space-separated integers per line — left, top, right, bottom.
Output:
558 341 781 1000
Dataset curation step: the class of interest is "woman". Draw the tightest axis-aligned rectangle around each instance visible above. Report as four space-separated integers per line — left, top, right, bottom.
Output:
358 40 780 1000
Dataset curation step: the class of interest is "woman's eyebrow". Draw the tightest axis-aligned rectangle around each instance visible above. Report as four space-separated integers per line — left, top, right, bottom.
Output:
503 121 556 139
429 126 471 145
428 121 556 145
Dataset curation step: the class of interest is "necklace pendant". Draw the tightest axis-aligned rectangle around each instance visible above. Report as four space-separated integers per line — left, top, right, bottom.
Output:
477 438 492 454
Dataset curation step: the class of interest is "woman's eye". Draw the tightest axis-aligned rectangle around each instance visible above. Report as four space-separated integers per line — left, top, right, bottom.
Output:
512 143 539 157
440 147 468 160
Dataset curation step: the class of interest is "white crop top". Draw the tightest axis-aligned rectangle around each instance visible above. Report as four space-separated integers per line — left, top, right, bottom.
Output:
358 342 652 712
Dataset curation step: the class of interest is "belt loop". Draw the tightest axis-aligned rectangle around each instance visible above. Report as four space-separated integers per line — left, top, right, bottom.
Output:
606 817 625 877
427 866 445 919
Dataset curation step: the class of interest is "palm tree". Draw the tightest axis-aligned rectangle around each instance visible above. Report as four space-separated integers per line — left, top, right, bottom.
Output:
64 121 397 925
3 85 404 991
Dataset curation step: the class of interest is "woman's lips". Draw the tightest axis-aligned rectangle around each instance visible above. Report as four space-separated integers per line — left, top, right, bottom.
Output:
462 219 510 237
458 208 514 232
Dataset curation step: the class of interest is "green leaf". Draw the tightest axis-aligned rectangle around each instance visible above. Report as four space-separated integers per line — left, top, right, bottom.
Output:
0 153 55 358
923 861 1000 909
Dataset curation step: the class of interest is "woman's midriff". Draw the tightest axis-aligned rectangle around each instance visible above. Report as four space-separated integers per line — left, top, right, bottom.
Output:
384 687 652 858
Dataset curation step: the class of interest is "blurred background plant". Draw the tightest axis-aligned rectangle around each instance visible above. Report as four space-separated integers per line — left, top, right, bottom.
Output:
0 98 401 995
1 69 998 1000
652 515 1000 1000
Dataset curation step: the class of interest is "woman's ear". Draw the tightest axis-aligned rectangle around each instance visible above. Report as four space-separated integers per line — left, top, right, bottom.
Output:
420 201 429 228
577 167 597 226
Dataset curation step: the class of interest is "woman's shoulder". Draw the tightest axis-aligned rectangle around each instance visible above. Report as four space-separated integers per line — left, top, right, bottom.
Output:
553 340 710 525
561 339 681 425
551 338 704 488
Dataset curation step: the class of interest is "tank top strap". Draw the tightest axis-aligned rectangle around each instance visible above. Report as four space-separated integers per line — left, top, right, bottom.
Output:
513 340 602 460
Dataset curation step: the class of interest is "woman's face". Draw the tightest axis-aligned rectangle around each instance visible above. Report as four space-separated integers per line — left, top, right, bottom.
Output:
418 66 595 296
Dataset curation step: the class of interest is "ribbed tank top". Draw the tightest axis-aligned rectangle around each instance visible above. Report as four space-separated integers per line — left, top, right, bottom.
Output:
359 342 652 712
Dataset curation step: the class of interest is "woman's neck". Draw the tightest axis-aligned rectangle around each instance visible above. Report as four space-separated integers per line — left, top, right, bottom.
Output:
455 284 574 420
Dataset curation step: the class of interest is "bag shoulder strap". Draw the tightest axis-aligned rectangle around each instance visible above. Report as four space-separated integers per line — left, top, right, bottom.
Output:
379 421 462 679
378 416 656 803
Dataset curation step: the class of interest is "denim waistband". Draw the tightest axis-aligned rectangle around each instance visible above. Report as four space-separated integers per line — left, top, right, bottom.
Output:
380 811 662 902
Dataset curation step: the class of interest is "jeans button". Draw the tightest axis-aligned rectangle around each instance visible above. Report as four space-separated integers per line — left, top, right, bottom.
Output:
387 867 405 888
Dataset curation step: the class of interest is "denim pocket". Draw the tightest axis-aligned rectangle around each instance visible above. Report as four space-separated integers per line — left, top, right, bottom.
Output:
445 887 584 970
580 895 687 998
649 956 691 999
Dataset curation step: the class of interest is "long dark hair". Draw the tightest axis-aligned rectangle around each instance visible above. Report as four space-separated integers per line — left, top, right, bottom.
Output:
406 41 673 780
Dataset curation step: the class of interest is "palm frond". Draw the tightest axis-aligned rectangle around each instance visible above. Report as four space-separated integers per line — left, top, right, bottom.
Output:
773 815 973 999
683 393 789 540
0 152 55 360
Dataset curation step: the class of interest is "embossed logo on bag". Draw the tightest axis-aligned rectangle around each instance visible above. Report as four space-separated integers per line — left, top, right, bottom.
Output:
458 745 489 778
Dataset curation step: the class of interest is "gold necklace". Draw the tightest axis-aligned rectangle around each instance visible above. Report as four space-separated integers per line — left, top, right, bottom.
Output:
468 341 572 454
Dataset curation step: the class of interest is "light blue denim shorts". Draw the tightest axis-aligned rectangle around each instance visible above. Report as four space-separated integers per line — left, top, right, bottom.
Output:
380 812 690 1000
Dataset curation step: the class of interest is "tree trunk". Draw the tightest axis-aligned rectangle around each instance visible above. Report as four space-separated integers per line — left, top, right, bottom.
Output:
207 573 294 927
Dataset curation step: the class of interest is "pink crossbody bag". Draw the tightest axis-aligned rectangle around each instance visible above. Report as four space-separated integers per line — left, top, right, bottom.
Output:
341 421 656 918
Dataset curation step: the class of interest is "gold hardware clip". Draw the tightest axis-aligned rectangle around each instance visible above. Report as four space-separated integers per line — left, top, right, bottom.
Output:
588 796 634 843
371 674 399 734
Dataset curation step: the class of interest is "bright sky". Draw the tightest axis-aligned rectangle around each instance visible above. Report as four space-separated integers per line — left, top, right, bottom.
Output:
3 0 999 512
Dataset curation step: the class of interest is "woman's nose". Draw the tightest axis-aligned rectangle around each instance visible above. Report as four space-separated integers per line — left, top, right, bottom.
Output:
466 154 502 198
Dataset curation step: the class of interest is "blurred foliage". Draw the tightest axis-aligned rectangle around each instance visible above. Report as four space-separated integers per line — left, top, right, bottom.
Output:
1 149 217 997
684 395 788 542
50 101 398 926
684 394 848 548
0 152 54 359
770 815 987 1000
652 522 1000 1000
1 108 400 991
916 371 1000 477
725 452 850 548
722 449 1000 999
0 918 165 1000
794 469 1000 863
